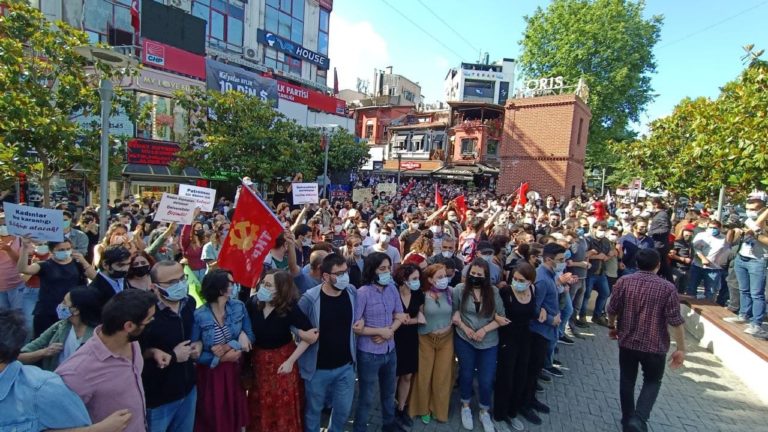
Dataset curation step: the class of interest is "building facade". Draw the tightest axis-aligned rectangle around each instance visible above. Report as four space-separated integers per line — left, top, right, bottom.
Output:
498 94 591 198
444 58 515 105
372 66 422 107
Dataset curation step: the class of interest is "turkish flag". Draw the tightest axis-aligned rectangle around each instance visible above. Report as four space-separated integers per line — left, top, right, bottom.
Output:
435 184 443 208
218 186 284 288
130 0 140 33
453 195 467 220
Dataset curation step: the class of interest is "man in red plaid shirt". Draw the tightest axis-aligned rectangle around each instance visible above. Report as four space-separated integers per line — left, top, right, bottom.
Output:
607 249 686 432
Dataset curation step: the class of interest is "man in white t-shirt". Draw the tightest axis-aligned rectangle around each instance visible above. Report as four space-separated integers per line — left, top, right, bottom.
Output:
687 219 730 300
366 227 401 272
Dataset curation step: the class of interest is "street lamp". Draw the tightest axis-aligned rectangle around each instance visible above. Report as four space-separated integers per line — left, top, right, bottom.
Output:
313 124 340 199
73 46 136 239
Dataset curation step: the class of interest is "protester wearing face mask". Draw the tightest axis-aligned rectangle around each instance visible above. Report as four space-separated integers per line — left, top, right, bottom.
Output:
494 263 540 431
18 287 100 371
371 228 402 271
297 254 358 432
582 222 614 327
461 241 502 286
687 219 730 301
192 269 254 432
89 245 132 308
605 227 623 290
136 261 200 432
59 210 89 256
56 289 159 432
246 270 318 432
125 252 155 291
352 253 406 432
18 238 96 337
399 215 423 258
451 258 508 432
181 215 208 282
669 225 695 294
93 223 134 269
618 219 655 275
409 264 454 424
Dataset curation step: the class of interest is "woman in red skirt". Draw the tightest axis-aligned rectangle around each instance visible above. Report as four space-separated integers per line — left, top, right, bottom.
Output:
246 269 319 432
191 269 255 432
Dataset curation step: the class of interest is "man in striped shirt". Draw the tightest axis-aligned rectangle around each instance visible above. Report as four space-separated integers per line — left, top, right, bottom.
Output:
607 249 686 432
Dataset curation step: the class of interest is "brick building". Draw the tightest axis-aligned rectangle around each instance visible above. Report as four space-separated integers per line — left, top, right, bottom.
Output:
498 94 591 198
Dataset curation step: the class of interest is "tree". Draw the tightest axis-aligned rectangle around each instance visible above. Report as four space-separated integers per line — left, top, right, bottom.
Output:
0 0 135 206
613 46 768 200
311 128 370 175
518 0 662 168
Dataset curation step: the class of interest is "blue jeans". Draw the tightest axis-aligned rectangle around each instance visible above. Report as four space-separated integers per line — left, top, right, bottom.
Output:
22 287 39 337
353 350 397 432
305 363 355 432
559 292 573 338
583 274 611 318
734 256 767 326
545 336 558 368
0 281 25 311
454 335 498 410
687 265 722 299
147 387 197 432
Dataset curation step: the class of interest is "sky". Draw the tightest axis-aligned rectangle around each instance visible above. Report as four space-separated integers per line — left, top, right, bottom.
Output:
328 0 768 129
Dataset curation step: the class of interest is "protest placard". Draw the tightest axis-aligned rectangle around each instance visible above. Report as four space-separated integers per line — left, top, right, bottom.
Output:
291 183 319 205
155 193 199 225
178 184 216 212
3 203 64 242
376 183 397 197
352 188 373 203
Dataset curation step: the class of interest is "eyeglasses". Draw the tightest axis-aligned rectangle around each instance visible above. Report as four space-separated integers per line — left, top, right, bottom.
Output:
330 270 348 277
157 274 187 286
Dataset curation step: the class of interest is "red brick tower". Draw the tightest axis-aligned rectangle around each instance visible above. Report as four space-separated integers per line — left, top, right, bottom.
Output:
498 94 591 199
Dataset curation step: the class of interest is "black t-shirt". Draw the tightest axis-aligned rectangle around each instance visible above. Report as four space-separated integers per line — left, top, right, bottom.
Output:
399 230 421 254
247 299 312 349
587 237 612 276
35 260 87 315
673 239 692 269
316 289 352 370
498 286 537 341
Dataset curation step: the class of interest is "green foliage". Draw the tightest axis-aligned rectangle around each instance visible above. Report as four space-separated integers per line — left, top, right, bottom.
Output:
519 0 662 168
313 128 370 174
0 0 136 206
613 47 768 200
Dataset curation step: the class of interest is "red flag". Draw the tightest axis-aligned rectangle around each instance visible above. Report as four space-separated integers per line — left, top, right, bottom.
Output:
401 179 415 197
435 184 443 207
333 67 339 95
130 0 140 32
453 194 467 219
218 186 284 288
518 182 529 206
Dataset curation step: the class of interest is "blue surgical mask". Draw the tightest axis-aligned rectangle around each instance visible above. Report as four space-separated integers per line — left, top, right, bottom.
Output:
512 281 529 292
230 283 241 300
159 279 189 301
256 287 273 303
333 272 350 290
554 262 567 273
564 250 573 260
56 303 72 320
377 271 392 286
63 220 71 229
708 228 720 237
53 250 72 261
435 277 450 290
576 228 585 237
407 279 421 291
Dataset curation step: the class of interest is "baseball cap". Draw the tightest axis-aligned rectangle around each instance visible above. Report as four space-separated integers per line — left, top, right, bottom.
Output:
747 190 766 203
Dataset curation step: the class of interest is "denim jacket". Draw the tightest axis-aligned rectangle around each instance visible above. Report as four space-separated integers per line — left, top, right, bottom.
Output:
297 284 358 380
191 299 255 368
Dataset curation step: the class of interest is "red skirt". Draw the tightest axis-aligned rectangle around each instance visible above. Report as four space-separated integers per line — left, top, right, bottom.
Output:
247 343 304 432
194 360 249 432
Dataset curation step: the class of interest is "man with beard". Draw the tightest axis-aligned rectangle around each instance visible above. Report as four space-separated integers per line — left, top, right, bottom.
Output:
56 290 157 432
536 211 563 240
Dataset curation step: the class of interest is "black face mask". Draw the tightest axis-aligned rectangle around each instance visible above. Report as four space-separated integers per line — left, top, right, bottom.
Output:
110 267 128 279
129 265 151 278
195 229 205 237
467 275 483 287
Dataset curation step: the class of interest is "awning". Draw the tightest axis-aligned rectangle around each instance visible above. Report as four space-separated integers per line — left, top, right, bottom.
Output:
431 165 479 181
477 163 500 175
122 164 203 179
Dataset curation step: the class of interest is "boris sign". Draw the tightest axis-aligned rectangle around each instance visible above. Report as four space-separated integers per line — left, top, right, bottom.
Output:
178 184 216 212
3 203 64 242
401 162 422 170
257 29 330 70
206 59 278 105
142 39 206 80
127 139 180 166
291 183 319 205
155 193 199 225
525 76 565 91
276 80 347 115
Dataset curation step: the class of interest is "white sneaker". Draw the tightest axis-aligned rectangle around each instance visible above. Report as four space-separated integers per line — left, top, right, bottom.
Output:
508 416 525 431
461 406 474 430
723 315 748 324
744 323 762 335
493 420 510 432
480 411 495 432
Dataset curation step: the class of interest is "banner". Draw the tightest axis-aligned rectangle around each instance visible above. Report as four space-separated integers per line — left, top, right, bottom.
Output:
205 59 278 106
178 184 216 212
276 79 347 115
376 183 397 197
352 188 372 203
218 186 284 287
291 183 319 205
154 193 199 225
257 29 330 70
329 184 350 201
2 203 64 242
142 39 206 80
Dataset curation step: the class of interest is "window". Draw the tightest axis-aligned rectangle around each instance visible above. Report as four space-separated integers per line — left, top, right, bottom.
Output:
264 48 302 76
412 134 425 152
83 0 133 46
316 69 327 86
461 138 476 155
577 118 584 146
486 139 499 156
136 93 189 143
265 0 304 45
318 8 329 55
192 0 244 52
365 124 374 139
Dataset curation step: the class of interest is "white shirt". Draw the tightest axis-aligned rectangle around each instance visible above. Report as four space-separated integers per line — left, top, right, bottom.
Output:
59 326 80 365
692 231 730 269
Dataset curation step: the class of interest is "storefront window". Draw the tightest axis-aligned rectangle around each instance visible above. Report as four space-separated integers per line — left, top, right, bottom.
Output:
136 93 189 143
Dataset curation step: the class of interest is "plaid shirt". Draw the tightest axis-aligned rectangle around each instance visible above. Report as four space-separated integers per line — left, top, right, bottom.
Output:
607 271 685 354
355 283 404 354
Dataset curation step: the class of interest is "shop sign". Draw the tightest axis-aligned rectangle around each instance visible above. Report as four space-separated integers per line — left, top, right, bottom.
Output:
276 80 346 115
206 59 278 105
525 76 565 91
257 29 330 70
463 69 505 80
127 138 180 166
142 39 206 80
401 161 422 170
133 68 204 96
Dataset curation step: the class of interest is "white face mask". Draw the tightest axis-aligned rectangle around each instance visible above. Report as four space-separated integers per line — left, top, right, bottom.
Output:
607 234 618 242
378 234 390 244
0 225 8 236
594 231 606 239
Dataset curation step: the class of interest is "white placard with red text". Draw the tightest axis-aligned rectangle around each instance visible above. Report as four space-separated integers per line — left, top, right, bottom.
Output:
155 193 198 225
178 184 216 212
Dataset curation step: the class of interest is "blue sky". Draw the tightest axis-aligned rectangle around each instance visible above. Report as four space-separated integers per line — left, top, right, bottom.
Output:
329 0 768 129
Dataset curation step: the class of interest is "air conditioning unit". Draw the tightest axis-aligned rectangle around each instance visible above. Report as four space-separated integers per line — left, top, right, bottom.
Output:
168 0 191 13
244 47 258 61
